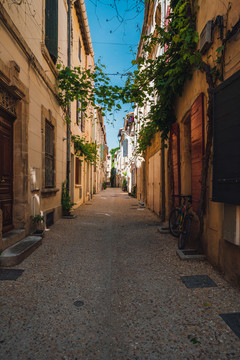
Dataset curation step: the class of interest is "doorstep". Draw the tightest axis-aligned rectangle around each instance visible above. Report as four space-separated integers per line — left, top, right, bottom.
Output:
2 228 26 250
177 248 206 261
0 236 42 267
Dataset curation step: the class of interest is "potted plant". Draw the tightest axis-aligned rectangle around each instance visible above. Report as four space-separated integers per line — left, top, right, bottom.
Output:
61 181 75 217
31 213 45 236
122 177 127 192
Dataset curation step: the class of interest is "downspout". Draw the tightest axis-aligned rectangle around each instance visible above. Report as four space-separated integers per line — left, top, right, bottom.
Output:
161 140 166 222
66 0 71 191
161 0 166 221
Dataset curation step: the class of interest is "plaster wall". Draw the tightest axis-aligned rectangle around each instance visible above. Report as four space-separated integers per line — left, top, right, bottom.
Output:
0 1 68 246
173 0 240 283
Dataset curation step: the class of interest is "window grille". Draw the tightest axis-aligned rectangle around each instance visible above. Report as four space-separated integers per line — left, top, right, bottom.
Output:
45 120 54 187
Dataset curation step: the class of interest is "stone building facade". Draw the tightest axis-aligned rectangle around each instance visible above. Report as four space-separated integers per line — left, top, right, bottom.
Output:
0 0 107 252
136 0 240 284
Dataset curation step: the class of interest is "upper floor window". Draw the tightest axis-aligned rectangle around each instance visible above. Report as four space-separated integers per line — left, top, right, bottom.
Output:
45 0 58 64
78 38 82 62
45 120 55 188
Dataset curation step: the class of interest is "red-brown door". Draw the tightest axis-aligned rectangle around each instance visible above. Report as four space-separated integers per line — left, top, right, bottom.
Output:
170 123 181 206
0 115 13 233
191 93 204 212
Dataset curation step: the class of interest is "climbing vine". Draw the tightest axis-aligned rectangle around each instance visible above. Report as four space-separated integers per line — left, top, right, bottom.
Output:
57 61 124 120
124 0 201 153
71 135 98 165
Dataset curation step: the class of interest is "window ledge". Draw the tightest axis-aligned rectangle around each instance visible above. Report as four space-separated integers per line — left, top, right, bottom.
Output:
41 188 59 198
41 43 58 78
75 185 82 188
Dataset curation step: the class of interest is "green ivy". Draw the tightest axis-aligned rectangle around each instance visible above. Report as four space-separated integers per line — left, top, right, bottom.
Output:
126 0 202 153
71 135 98 165
57 61 124 118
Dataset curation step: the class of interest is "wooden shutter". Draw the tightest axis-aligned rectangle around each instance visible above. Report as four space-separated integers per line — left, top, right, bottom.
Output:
45 0 58 63
123 139 128 157
191 93 204 212
170 123 180 206
213 70 240 204
45 121 54 187
75 158 81 185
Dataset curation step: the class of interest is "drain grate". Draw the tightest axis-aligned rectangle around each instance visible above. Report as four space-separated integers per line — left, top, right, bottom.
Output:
220 313 240 339
181 275 217 288
74 300 84 307
0 269 24 281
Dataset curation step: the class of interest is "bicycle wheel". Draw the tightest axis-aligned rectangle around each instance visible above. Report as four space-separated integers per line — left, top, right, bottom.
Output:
169 208 182 237
178 215 192 250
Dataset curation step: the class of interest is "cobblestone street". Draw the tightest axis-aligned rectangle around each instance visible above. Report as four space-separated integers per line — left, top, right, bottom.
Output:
0 188 240 360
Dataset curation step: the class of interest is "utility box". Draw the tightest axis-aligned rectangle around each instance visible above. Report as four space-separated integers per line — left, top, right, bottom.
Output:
200 20 213 54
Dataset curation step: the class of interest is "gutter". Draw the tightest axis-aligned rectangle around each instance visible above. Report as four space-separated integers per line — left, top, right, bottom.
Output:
75 0 94 58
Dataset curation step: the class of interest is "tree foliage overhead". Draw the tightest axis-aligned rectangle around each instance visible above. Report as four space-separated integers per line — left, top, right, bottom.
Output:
57 0 201 155
124 0 201 153
71 135 98 165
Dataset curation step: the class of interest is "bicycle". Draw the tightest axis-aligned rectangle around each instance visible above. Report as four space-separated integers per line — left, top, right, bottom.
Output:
168 195 193 249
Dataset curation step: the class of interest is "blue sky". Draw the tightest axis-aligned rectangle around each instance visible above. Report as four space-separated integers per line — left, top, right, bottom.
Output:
85 0 144 151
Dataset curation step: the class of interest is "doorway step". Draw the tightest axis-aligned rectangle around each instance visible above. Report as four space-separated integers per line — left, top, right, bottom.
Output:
0 236 42 267
2 228 26 250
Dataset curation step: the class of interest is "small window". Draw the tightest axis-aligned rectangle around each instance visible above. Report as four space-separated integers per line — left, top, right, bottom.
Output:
45 120 55 187
123 139 128 157
76 99 81 127
75 158 82 185
81 111 85 132
45 0 58 64
78 38 82 62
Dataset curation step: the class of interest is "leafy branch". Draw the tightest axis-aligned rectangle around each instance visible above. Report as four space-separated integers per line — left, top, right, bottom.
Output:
71 135 98 165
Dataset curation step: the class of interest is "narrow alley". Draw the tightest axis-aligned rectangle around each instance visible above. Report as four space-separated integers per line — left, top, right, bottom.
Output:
0 188 239 360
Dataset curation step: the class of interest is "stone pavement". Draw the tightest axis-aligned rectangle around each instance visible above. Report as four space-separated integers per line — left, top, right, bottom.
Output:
0 188 240 360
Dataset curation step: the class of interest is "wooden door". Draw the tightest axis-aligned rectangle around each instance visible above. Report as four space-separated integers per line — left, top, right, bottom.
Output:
191 93 204 212
0 116 13 233
153 151 161 215
170 123 181 206
148 156 154 211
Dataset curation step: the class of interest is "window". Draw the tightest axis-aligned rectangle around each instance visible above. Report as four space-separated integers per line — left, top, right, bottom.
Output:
76 99 85 131
78 38 82 62
76 99 81 127
45 120 55 187
75 158 82 185
212 70 240 205
190 93 204 212
170 123 181 206
123 139 128 157
45 0 58 64
81 111 85 132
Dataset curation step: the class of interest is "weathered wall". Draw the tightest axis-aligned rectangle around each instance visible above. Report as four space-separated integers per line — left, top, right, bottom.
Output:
0 1 67 247
173 0 240 284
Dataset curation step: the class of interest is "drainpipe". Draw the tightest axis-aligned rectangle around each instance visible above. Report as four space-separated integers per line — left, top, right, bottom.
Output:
66 0 71 191
161 140 166 222
161 0 166 220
